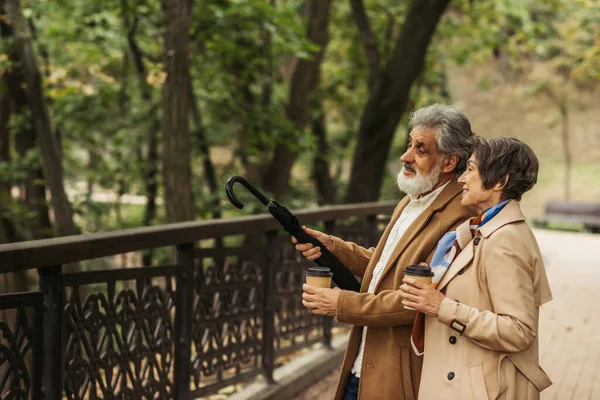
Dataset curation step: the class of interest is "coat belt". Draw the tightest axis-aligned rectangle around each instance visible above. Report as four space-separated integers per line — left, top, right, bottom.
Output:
507 354 553 392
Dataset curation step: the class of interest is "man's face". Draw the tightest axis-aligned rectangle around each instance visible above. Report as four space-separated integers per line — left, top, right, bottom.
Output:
397 126 445 196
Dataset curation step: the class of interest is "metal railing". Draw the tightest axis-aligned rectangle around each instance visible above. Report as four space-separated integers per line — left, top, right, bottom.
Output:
0 201 396 399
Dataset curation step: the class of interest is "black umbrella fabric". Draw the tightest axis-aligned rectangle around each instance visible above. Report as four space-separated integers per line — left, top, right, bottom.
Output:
225 176 361 292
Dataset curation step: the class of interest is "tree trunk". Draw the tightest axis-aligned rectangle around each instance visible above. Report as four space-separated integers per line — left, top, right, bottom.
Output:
0 71 32 291
0 85 14 244
188 81 224 254
311 108 336 205
542 86 571 200
349 0 381 93
188 81 221 220
559 98 570 200
261 0 332 199
2 1 52 242
162 0 194 222
5 0 77 241
125 14 160 265
125 10 159 231
345 0 451 203
228 34 264 185
18 142 53 241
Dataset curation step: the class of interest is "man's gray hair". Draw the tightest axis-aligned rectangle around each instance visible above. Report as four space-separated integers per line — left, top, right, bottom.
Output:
408 104 474 175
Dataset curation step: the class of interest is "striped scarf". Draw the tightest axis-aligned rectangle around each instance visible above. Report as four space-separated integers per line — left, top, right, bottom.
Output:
410 200 510 355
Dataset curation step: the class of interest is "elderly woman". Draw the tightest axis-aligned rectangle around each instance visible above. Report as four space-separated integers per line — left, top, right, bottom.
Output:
399 137 553 400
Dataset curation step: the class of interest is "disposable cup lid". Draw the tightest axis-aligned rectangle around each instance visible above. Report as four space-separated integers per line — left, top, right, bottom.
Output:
305 266 333 277
403 264 434 277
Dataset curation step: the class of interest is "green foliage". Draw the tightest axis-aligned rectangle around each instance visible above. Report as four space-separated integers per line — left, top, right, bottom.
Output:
2 0 598 238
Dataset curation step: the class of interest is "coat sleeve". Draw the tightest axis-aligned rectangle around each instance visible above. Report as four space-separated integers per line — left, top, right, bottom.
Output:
334 198 470 328
437 229 538 353
328 235 374 279
336 289 417 327
335 243 438 327
327 199 408 279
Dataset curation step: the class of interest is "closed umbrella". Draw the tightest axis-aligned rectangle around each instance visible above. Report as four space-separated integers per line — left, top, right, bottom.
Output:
225 175 360 292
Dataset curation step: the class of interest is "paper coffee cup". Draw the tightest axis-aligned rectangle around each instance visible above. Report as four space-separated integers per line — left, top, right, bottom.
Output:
402 264 434 310
305 266 333 288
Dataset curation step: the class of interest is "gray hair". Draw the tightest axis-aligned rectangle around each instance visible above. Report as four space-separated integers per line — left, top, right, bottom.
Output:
473 137 539 201
408 104 474 175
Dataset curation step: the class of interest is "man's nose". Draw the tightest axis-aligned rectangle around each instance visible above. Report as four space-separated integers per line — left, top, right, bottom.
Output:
400 148 414 163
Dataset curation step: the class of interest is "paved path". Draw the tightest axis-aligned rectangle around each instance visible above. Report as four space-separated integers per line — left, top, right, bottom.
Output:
293 229 600 400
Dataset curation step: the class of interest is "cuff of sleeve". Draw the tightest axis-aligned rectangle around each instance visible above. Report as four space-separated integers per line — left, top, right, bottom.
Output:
335 290 351 324
329 235 342 253
437 297 460 327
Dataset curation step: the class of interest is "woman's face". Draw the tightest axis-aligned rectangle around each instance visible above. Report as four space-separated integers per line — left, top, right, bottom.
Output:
458 154 502 213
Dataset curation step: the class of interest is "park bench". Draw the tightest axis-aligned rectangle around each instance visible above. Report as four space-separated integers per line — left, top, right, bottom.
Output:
534 200 600 233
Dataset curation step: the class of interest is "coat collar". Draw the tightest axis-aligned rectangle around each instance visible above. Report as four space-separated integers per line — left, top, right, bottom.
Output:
478 200 526 238
437 200 526 291
372 179 464 291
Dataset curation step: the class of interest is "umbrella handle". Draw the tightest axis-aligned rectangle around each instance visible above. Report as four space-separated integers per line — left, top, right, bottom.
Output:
225 175 270 209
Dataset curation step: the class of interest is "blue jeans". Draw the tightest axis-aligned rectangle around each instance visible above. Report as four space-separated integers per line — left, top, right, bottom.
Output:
343 374 360 400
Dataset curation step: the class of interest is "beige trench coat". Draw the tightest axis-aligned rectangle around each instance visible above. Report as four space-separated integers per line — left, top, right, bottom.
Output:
329 180 472 400
418 200 553 400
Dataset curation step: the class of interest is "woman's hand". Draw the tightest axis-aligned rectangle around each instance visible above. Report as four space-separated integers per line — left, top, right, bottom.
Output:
399 277 446 318
291 226 332 261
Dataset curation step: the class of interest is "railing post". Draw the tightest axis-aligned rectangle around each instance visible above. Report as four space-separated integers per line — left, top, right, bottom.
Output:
322 220 336 349
174 243 194 399
38 265 63 400
262 230 277 384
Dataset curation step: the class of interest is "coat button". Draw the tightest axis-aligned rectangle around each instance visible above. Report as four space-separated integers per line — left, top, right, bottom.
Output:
473 237 481 245
449 336 457 344
447 372 455 380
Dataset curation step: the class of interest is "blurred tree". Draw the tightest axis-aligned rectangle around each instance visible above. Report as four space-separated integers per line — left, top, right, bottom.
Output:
123 1 161 229
453 0 600 200
1 0 593 246
162 0 194 222
345 0 451 203
5 0 77 245
526 0 600 200
1 0 52 242
261 0 333 199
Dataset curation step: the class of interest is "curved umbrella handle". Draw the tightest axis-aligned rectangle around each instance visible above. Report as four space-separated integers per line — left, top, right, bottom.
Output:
225 175 270 209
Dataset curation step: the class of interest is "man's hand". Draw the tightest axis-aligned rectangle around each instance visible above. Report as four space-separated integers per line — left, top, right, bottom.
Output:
399 277 445 318
291 226 332 261
301 284 341 316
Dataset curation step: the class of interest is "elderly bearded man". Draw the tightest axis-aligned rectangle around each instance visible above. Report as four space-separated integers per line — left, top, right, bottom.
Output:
292 104 474 400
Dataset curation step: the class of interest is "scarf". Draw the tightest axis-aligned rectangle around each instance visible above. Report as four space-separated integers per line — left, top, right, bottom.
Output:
410 200 510 355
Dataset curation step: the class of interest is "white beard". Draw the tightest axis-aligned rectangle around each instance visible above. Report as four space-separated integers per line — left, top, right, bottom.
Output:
397 160 444 196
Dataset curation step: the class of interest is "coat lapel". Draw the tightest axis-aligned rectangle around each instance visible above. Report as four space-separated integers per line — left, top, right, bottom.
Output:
478 200 525 238
436 200 526 292
361 196 410 289
374 180 463 292
436 240 475 292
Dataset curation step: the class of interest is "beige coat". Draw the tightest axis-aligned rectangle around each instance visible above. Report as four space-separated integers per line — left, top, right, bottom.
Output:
330 180 472 400
418 200 553 400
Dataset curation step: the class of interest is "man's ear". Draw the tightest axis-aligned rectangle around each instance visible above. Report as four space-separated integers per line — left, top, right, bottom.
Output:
493 175 509 192
442 154 459 174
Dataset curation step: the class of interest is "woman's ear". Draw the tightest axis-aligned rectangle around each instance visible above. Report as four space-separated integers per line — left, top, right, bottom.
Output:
442 154 459 174
493 175 509 192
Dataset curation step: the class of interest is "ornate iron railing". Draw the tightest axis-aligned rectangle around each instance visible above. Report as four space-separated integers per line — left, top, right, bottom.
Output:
0 201 396 399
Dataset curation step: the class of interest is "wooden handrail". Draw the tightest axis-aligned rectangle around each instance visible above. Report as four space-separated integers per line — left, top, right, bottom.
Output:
0 201 398 272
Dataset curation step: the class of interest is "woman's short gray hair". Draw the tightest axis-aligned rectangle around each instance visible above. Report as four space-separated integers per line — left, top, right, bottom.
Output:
473 137 539 201
408 104 474 175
